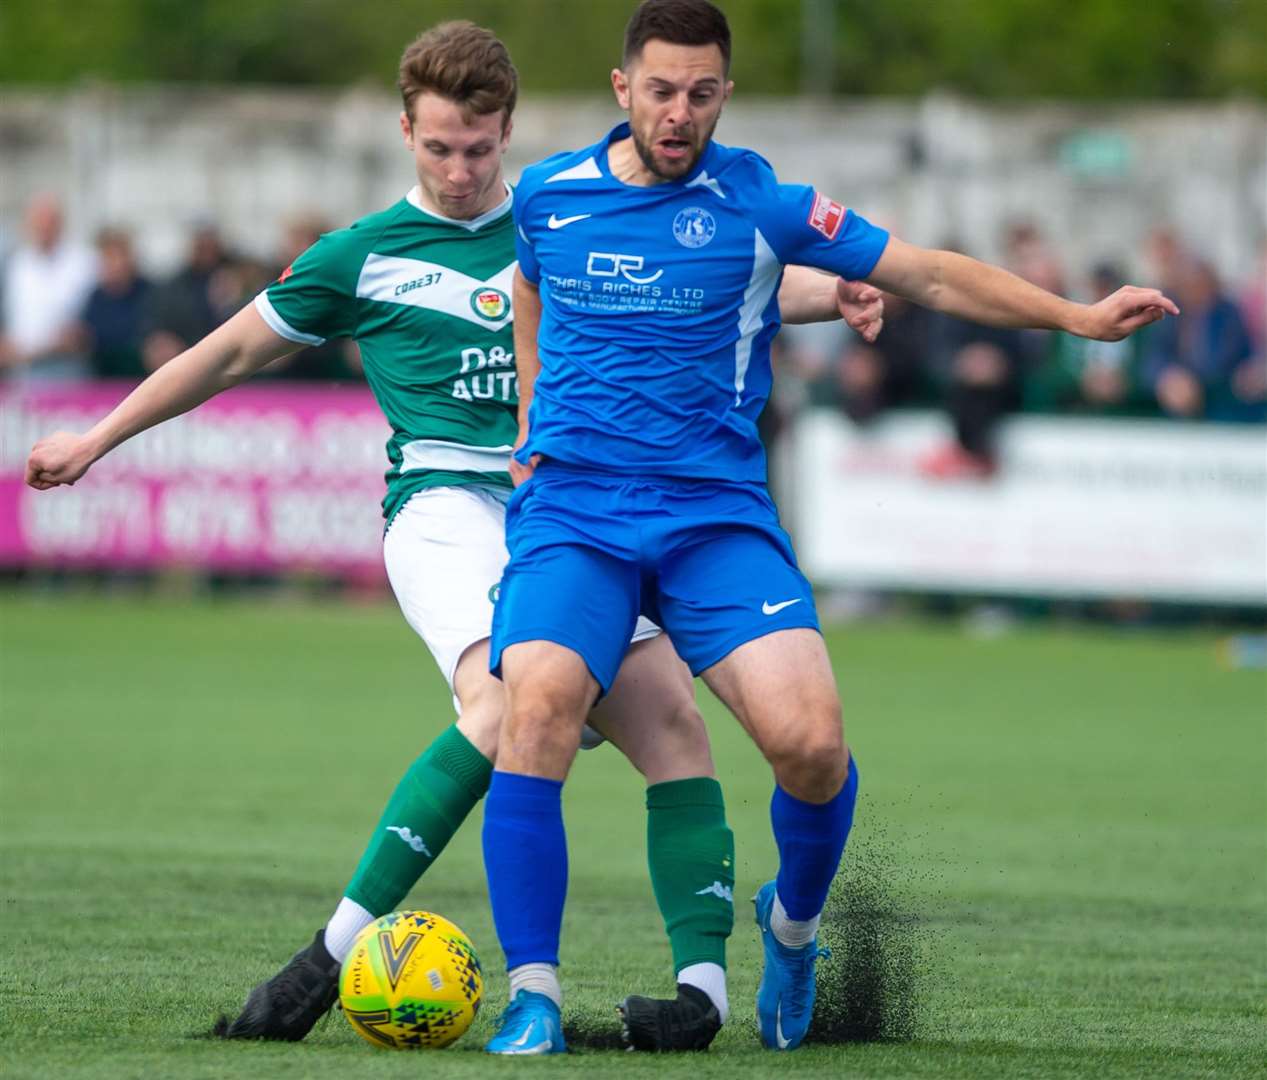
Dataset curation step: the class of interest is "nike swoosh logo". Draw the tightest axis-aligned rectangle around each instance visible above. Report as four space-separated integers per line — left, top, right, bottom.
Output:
547 213 591 230
762 598 803 616
504 1040 552 1054
775 1004 790 1049
504 1022 554 1055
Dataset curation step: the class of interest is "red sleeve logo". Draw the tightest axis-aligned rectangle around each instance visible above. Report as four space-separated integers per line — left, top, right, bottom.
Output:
807 192 846 241
278 263 295 284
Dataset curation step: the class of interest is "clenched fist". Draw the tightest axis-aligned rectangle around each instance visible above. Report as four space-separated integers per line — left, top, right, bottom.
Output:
25 432 96 490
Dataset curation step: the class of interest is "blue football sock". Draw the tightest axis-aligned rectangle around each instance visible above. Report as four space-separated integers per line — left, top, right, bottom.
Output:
771 756 859 921
482 770 568 969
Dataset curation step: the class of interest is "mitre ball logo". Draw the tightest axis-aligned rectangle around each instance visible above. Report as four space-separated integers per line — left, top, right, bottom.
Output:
470 287 510 320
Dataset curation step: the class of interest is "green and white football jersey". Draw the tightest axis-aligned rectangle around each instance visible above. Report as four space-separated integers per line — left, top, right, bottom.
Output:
255 186 518 524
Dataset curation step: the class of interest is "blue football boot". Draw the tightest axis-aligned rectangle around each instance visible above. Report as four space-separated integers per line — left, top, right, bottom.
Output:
485 990 566 1055
753 880 829 1050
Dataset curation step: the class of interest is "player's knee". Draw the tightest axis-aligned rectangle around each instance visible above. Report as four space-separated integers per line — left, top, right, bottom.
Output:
629 698 713 782
503 686 587 769
766 715 847 804
660 693 709 750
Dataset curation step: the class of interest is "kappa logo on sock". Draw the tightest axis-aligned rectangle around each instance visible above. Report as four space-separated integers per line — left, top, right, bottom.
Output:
386 825 432 856
694 881 734 903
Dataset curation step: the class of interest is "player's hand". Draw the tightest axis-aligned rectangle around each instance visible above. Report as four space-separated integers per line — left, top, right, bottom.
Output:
509 422 540 487
25 432 96 490
508 454 539 487
1078 286 1179 341
835 279 884 343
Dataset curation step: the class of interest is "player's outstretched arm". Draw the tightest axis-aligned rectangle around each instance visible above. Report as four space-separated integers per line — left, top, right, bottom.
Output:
509 268 543 487
25 304 297 490
866 236 1179 341
778 266 884 341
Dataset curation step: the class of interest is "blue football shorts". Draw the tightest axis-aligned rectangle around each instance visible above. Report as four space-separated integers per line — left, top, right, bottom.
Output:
489 463 820 692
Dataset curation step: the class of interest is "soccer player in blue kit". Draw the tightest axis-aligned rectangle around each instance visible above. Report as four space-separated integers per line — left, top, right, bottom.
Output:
482 0 1179 1055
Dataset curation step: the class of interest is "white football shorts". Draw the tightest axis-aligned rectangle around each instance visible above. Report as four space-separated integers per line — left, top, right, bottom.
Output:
382 485 659 723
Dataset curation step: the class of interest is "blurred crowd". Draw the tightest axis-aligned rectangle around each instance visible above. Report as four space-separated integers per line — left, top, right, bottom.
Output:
0 194 362 387
2 195 1264 482
776 223 1267 477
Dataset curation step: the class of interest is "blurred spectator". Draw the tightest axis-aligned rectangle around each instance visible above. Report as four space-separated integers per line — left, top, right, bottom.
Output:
1238 239 1265 355
142 223 232 370
1142 226 1193 294
1141 259 1254 421
80 228 153 379
1230 359 1267 421
807 293 932 423
211 254 274 320
1230 240 1267 422
1003 220 1066 296
916 241 1025 478
1026 263 1149 416
923 317 1025 477
1002 220 1066 374
276 213 326 273
0 194 96 381
259 214 362 382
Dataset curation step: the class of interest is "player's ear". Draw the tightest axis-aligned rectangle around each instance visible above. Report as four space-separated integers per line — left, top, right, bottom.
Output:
500 114 514 150
723 79 734 104
400 110 413 149
611 68 632 110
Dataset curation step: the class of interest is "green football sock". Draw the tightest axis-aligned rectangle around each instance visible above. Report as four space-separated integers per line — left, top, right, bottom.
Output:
344 723 492 917
646 777 735 973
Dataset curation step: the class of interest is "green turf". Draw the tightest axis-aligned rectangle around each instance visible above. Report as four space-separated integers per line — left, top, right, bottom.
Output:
1 592 1263 1078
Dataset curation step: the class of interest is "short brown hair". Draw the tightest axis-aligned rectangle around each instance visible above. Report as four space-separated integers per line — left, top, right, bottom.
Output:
398 21 518 128
623 0 731 73
94 226 132 251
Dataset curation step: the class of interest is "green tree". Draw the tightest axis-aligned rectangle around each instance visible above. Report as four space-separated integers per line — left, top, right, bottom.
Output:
1 0 1262 98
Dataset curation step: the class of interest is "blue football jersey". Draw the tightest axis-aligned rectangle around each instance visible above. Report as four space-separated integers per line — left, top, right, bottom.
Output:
514 122 889 483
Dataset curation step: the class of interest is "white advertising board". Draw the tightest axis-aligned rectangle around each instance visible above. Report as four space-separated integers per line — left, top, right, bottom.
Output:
788 411 1267 605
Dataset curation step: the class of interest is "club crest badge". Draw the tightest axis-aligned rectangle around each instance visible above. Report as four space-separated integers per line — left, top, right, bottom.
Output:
673 207 716 249
470 287 510 321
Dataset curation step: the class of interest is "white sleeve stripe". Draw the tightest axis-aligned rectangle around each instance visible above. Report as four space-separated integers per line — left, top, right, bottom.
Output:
733 228 781 405
544 157 602 183
253 292 327 346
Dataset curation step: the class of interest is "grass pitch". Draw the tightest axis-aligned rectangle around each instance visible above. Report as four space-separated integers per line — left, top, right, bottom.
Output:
1 592 1263 1078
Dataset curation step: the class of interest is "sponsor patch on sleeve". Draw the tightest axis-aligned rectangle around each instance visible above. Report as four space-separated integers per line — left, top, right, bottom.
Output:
807 191 846 241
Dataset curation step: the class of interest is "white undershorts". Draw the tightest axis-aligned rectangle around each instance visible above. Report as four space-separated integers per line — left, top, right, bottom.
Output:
383 486 659 725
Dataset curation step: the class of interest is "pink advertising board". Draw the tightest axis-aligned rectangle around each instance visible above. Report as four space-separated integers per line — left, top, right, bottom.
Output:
1 382 392 574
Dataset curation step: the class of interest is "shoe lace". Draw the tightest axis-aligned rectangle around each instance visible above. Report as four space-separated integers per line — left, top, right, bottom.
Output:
273 952 339 1014
665 991 718 1044
782 943 831 1012
495 994 537 1030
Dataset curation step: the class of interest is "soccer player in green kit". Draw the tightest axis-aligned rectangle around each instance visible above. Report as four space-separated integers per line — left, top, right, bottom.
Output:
25 21 883 1050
